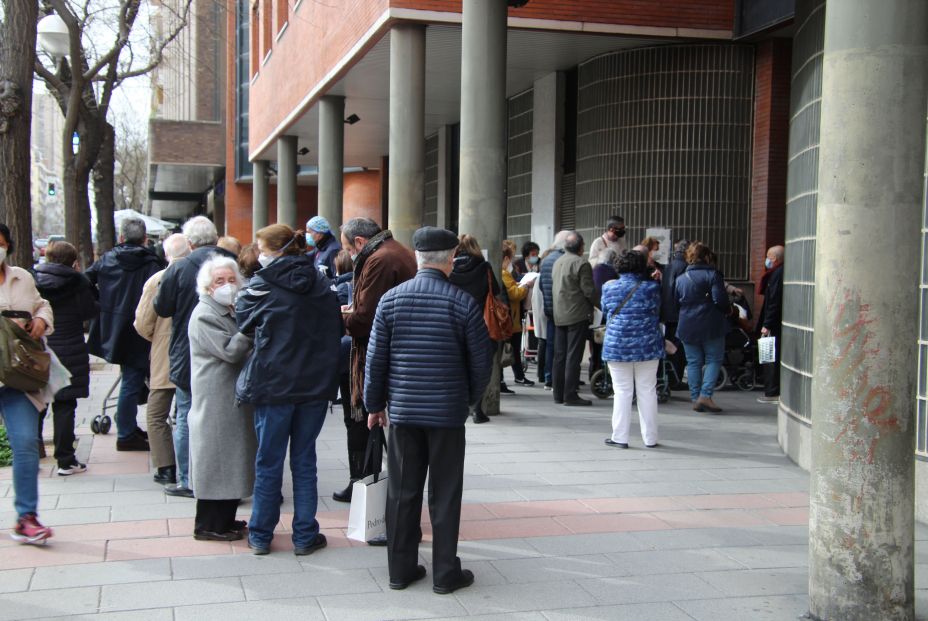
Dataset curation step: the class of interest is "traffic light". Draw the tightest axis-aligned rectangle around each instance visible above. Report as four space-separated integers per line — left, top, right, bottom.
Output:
47 183 56 196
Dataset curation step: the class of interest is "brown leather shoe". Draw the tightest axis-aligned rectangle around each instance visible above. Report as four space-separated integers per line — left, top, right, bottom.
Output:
696 397 723 413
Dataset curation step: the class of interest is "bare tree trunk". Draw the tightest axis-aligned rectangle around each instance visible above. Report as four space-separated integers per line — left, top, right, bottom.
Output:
0 0 38 268
93 121 116 254
63 119 101 268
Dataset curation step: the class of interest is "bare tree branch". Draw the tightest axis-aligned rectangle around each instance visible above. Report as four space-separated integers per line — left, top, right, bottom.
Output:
81 0 138 82
108 0 192 84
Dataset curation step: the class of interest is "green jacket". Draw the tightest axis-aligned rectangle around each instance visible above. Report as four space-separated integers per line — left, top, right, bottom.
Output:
552 252 596 326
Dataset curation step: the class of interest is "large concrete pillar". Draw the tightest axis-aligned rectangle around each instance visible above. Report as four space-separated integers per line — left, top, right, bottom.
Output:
387 24 425 247
531 72 565 251
459 0 508 415
808 2 928 619
253 160 269 235
276 135 298 227
319 95 345 231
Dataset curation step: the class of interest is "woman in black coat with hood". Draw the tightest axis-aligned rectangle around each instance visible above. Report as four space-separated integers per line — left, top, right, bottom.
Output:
34 241 100 475
450 234 501 423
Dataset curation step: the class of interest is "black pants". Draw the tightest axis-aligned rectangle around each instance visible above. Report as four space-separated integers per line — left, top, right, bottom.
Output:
763 333 781 397
536 338 547 382
340 374 371 455
386 424 465 588
39 399 78 468
507 332 526 381
553 322 588 402
195 499 239 534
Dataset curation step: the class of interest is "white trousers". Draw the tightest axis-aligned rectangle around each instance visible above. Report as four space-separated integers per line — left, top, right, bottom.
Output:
607 360 660 446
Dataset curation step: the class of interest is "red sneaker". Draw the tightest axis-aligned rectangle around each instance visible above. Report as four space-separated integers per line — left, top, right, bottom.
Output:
10 513 53 545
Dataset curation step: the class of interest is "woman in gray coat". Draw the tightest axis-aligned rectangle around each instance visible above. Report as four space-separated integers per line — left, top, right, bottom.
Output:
188 256 255 541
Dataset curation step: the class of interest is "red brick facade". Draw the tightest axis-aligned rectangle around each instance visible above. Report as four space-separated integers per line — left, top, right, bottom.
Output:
750 39 791 312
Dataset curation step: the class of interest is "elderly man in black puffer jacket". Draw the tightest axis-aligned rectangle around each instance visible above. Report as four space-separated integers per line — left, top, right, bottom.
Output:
365 226 493 596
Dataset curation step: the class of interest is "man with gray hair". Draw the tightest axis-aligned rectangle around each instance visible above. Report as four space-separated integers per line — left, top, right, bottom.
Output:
87 217 165 450
335 217 416 516
551 231 595 406
365 226 492 593
154 216 235 497
133 234 190 486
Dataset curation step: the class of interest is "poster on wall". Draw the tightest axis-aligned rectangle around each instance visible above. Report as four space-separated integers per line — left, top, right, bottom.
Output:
645 228 672 265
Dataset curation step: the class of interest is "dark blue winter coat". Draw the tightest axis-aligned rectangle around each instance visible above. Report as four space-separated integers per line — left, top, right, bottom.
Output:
34 263 100 400
660 251 688 324
86 243 164 366
675 263 730 344
539 248 565 317
311 233 340 278
364 269 493 428
601 274 663 363
235 253 342 405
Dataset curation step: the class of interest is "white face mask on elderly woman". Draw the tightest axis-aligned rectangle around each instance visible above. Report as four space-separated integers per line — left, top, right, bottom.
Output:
211 283 239 306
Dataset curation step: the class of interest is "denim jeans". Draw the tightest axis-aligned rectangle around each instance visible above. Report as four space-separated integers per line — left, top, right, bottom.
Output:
0 388 41 516
116 364 146 440
249 400 327 549
544 317 556 384
173 387 192 488
682 337 725 400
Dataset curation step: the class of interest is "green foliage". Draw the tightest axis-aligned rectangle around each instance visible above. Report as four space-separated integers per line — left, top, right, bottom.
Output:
0 423 10 468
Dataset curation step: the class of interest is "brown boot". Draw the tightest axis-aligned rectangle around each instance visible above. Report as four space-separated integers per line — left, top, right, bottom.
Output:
696 396 723 413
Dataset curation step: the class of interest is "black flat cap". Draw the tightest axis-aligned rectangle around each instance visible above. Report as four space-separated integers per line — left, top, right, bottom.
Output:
412 226 458 252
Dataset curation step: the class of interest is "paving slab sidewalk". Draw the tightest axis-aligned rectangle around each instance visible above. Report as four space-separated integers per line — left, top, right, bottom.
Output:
1 364 927 620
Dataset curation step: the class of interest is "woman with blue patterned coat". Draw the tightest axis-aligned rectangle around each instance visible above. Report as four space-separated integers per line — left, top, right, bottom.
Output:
601 250 664 449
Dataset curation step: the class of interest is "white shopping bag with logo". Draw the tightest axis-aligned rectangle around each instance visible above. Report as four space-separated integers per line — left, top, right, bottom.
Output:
347 426 387 543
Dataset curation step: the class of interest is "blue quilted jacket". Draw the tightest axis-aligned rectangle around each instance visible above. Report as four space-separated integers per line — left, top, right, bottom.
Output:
364 269 494 427
539 248 565 317
601 274 664 363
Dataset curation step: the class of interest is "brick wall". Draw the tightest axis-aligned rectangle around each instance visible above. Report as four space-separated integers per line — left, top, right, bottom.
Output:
391 0 734 30
150 119 224 166
344 171 384 226
750 38 791 314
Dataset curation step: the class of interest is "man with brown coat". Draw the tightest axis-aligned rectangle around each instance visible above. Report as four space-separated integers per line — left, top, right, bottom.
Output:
337 218 416 528
134 233 189 486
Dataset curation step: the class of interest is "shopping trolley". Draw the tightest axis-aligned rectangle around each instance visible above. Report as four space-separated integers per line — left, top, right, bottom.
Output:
92 373 119 434
521 310 538 365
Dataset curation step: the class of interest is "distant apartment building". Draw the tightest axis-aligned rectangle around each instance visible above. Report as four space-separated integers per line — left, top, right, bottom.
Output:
148 0 227 228
30 87 65 237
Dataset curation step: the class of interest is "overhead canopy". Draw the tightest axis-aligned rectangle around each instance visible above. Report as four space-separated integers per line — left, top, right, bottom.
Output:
114 209 177 237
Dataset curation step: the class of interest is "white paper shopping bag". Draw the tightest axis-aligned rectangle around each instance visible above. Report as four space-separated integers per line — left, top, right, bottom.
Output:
758 336 777 364
347 471 388 542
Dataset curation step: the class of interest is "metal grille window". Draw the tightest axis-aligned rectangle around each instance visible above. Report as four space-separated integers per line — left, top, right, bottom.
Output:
424 134 439 227
575 44 754 279
781 0 824 427
507 90 533 250
919 122 928 456
235 0 253 180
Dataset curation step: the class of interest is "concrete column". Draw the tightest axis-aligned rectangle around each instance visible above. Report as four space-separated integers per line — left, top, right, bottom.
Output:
276 135 298 227
531 72 565 251
318 95 345 231
252 160 269 234
436 126 451 229
387 24 426 247
459 0 508 415
808 2 928 619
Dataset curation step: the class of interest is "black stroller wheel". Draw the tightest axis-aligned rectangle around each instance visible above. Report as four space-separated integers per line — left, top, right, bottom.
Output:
590 368 613 399
91 415 101 434
714 366 729 391
99 415 112 434
735 372 755 391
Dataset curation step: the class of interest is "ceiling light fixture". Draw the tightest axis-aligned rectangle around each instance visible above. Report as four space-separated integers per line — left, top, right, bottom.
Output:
344 114 361 125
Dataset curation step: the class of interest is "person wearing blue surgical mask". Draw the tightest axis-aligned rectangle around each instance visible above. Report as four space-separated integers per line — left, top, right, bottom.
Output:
512 241 541 281
305 216 338 279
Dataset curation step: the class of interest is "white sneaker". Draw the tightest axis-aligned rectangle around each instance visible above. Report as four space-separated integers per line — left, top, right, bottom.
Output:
57 461 87 476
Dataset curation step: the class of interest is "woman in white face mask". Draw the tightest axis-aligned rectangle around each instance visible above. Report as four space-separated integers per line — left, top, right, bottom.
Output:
186 256 255 541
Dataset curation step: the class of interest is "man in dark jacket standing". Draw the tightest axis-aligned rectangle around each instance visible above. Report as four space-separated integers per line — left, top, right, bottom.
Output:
305 216 339 277
365 227 493 595
757 245 784 403
660 239 690 340
337 217 416 510
154 216 235 496
87 217 163 450
552 232 596 406
35 241 100 474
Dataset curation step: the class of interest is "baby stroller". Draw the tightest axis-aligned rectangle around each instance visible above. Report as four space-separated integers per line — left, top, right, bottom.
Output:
720 326 759 391
590 341 677 404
